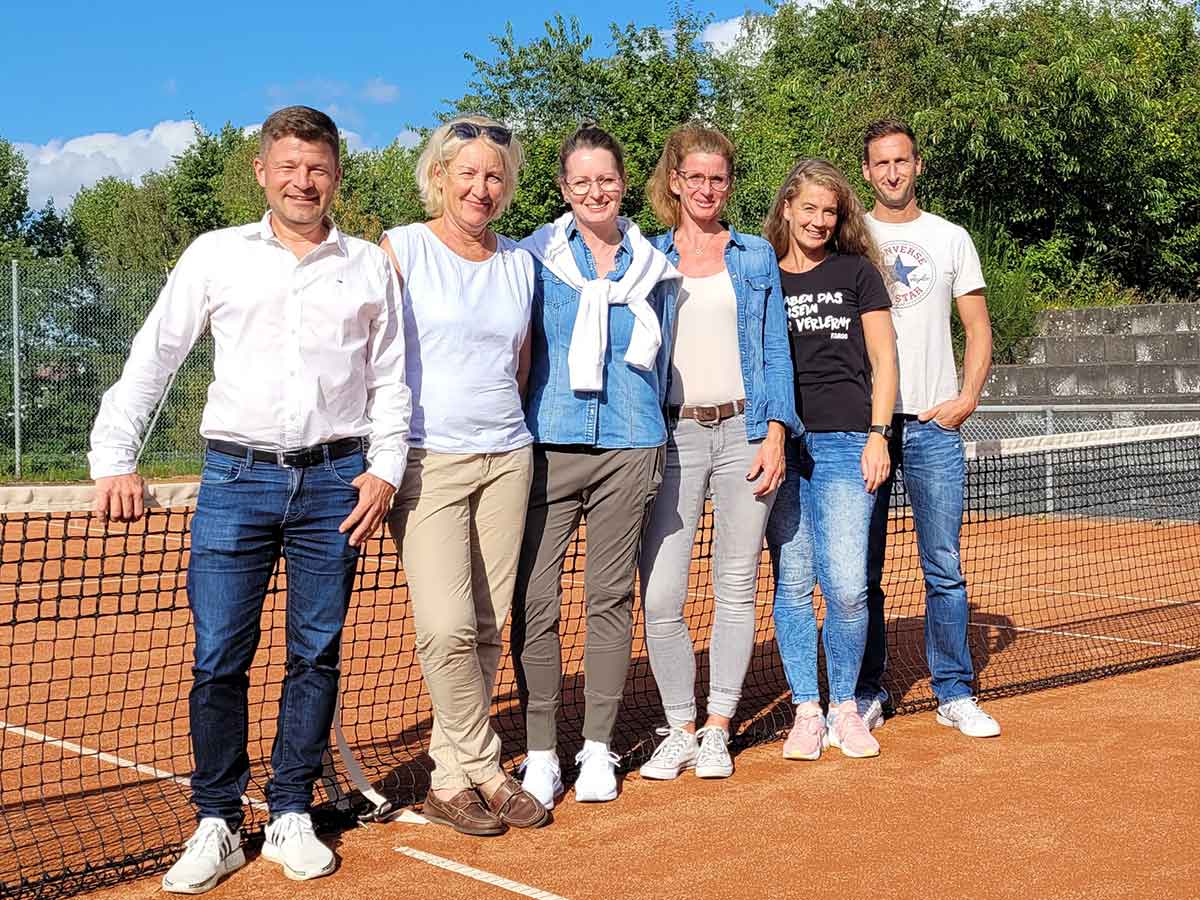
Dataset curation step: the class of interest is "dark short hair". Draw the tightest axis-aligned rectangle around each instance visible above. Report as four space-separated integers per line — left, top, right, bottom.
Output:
862 118 919 162
557 124 626 181
260 106 340 163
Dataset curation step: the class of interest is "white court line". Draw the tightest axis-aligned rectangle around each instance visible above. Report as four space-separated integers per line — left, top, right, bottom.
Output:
395 846 570 900
1016 584 1196 608
0 719 267 811
968 620 1198 652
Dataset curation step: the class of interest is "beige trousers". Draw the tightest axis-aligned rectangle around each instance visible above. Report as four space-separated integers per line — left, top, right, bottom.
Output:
388 445 533 791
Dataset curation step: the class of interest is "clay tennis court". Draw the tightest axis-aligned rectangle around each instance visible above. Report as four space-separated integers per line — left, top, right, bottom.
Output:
69 657 1200 900
3 432 1199 900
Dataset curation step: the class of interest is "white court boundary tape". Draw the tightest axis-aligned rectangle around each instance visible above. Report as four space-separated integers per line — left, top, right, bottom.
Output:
395 846 571 900
0 719 267 811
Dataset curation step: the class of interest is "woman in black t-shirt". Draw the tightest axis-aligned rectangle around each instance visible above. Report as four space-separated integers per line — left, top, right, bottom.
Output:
762 158 898 761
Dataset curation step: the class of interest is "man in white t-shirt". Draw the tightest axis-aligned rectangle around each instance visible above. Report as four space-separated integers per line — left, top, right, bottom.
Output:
858 118 1001 738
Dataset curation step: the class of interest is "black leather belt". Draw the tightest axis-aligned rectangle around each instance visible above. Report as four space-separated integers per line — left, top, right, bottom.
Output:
206 437 364 468
669 399 746 426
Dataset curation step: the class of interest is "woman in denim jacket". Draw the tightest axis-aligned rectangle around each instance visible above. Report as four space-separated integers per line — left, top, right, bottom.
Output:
514 125 681 806
636 125 800 782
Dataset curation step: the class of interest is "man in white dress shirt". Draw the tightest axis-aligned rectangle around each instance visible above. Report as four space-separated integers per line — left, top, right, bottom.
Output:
89 106 410 892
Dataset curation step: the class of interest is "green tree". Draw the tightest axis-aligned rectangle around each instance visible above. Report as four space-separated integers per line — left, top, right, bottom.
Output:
170 122 248 238
0 138 29 242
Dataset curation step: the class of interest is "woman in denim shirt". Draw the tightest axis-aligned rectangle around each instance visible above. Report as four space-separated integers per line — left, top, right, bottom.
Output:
514 125 680 806
635 125 799 782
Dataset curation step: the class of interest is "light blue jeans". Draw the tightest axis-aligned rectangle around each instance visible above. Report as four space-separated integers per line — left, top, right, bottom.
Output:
861 416 975 704
638 414 775 727
766 432 876 705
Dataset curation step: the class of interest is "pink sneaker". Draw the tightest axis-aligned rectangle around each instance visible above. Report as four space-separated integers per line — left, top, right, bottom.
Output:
783 707 825 761
827 700 880 758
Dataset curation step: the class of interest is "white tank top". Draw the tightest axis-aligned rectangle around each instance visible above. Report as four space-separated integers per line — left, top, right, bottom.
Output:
384 223 535 453
668 270 746 406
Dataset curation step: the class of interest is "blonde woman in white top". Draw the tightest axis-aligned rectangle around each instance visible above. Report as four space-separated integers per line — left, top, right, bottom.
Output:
381 115 549 835
636 125 799 782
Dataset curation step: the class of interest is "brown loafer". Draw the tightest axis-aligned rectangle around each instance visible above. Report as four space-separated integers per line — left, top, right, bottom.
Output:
422 789 506 836
482 774 551 828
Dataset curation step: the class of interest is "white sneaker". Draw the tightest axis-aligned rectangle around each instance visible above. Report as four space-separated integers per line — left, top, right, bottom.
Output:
161 817 245 894
936 697 1001 738
856 689 889 731
573 740 619 802
638 727 698 780
694 726 734 779
262 812 335 881
519 749 564 810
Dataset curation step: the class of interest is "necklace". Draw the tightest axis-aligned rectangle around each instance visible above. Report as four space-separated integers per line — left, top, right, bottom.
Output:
685 229 720 256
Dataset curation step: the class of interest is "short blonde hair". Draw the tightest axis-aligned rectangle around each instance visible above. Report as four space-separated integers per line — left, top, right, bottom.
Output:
646 125 735 228
415 114 525 219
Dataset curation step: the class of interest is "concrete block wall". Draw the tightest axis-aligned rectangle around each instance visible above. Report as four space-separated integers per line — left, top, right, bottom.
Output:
982 303 1200 404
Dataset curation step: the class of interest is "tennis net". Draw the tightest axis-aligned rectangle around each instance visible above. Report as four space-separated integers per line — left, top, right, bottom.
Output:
2 422 1199 899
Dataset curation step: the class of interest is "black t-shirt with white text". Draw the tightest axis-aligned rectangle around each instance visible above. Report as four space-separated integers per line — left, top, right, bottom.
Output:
780 253 891 432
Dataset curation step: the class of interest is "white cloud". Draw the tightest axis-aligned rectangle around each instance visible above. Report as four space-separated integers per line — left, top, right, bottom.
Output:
16 120 199 210
700 17 747 54
363 78 400 104
396 129 421 149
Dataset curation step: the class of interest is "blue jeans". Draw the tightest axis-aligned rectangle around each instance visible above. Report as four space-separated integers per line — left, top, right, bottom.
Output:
861 417 975 704
766 432 875 705
186 445 363 831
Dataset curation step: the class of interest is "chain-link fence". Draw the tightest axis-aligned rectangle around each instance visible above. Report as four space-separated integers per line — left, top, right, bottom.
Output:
964 404 1200 441
1 258 211 481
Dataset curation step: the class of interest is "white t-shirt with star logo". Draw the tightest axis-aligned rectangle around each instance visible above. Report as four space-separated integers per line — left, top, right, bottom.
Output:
866 211 986 415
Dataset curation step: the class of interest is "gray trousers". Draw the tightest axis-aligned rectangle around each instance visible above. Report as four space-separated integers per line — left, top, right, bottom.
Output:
639 415 775 727
512 444 663 750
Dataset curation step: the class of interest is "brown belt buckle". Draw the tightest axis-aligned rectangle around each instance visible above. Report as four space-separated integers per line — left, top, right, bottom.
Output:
695 405 722 427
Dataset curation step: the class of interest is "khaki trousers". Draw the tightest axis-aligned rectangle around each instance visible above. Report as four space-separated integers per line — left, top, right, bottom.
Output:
388 446 533 791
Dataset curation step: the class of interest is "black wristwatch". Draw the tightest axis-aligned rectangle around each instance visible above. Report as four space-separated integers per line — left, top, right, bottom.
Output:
868 424 893 440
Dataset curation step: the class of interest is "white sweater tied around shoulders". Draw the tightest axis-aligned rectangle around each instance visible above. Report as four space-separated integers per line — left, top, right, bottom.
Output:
520 212 680 392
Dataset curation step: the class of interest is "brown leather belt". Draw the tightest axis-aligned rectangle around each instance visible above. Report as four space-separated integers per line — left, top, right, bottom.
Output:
668 399 746 426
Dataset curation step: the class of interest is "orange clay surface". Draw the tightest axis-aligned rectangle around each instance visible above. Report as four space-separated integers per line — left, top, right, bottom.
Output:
77 659 1200 900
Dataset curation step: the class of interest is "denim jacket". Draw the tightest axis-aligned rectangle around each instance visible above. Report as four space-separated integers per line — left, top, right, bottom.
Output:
651 226 801 439
525 219 679 448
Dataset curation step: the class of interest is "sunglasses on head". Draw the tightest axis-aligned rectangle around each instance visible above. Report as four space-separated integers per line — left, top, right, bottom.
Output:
449 121 512 146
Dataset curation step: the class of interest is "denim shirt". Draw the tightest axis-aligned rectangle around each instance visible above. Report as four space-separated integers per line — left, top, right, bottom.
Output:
652 225 801 440
525 219 678 448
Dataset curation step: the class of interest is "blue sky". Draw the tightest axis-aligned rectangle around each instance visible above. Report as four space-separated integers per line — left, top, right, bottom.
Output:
4 1 769 209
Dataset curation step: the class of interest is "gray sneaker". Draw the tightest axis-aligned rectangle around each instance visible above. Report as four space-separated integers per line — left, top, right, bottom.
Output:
694 726 733 779
856 689 889 731
638 726 698 780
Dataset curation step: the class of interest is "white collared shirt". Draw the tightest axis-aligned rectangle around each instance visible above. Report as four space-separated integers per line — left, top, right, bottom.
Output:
88 212 411 487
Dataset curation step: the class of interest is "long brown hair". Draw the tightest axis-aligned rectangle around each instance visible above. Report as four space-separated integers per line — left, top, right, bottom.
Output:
646 124 735 228
762 158 881 269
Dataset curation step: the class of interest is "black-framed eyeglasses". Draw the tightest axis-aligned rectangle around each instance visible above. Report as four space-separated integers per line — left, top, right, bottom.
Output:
450 121 513 146
675 169 732 193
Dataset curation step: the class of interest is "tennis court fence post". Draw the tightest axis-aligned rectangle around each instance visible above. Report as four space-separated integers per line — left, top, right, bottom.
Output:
1044 406 1055 514
10 259 19 480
